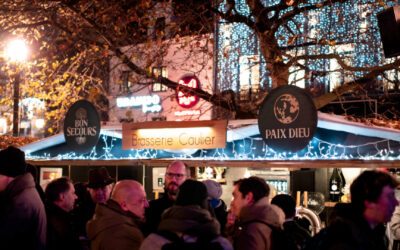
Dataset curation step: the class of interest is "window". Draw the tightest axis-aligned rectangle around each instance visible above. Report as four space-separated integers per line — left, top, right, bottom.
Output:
239 55 260 101
120 71 133 93
152 67 168 92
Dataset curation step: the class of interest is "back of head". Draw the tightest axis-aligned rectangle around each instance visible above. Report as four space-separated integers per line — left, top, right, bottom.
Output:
203 179 223 200
234 176 270 202
45 177 71 203
271 194 296 219
0 146 27 177
350 170 398 213
176 179 208 209
111 179 142 202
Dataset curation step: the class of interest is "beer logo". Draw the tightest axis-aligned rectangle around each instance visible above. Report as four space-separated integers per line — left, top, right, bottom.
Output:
176 75 200 108
258 85 317 152
274 94 299 124
64 100 101 153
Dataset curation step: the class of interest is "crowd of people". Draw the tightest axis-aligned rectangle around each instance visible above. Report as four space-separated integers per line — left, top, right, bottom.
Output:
1 145 400 250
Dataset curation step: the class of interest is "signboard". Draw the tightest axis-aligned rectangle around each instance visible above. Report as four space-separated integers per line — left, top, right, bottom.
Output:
116 95 162 113
176 75 200 108
63 100 101 153
258 85 317 152
122 120 227 150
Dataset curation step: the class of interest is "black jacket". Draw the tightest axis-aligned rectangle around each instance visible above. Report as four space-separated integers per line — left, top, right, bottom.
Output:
0 173 47 250
46 202 82 250
145 194 174 235
305 203 388 250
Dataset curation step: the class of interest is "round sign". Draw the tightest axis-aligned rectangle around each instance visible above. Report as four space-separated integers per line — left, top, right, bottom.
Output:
258 85 317 152
63 100 101 153
176 75 200 108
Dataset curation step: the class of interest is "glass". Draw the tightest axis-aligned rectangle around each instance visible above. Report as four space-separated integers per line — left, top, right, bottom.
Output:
165 172 186 179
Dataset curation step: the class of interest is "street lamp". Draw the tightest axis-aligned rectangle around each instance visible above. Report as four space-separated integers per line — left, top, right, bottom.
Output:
4 38 29 137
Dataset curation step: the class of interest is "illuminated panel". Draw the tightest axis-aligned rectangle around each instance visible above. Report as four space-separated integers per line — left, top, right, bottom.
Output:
122 120 227 149
176 75 200 108
116 95 162 113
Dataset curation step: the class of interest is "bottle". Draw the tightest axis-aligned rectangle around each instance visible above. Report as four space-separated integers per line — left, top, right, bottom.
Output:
338 168 346 196
329 168 343 202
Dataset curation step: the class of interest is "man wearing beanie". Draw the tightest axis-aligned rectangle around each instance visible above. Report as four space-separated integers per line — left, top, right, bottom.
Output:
0 146 47 250
140 179 233 250
203 179 228 233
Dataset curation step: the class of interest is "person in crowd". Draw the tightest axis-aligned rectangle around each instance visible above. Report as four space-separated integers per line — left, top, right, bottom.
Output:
271 194 311 250
26 163 46 203
387 205 400 250
87 180 148 250
140 179 233 250
73 167 115 239
0 146 47 250
305 170 399 250
203 179 228 233
45 177 81 250
145 160 190 234
229 176 285 250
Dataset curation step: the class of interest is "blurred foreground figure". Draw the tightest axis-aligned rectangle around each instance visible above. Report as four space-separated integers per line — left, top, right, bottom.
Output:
0 146 47 250
271 194 311 250
304 170 399 250
140 179 232 250
87 180 148 250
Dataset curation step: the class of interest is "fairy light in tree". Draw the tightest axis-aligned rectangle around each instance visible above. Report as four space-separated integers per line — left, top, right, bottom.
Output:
216 0 398 93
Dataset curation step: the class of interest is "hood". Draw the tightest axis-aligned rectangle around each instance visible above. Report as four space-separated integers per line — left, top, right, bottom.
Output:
86 200 140 240
5 173 35 197
158 205 220 236
239 197 285 229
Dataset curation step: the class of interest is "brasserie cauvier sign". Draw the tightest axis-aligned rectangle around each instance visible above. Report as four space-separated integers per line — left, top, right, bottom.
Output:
258 85 317 152
122 120 227 150
64 100 101 153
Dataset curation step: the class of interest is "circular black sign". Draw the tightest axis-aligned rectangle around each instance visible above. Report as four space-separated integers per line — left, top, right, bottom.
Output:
63 100 101 153
258 85 317 152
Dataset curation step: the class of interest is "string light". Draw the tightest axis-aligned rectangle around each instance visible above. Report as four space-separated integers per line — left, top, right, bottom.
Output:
26 131 400 161
216 1 398 92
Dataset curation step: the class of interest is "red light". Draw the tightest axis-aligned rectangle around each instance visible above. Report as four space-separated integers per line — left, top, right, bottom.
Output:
176 75 200 108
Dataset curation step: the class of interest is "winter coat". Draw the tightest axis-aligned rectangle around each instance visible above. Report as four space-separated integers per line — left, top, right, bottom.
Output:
305 203 388 250
0 173 47 250
87 199 144 250
283 219 312 250
233 197 285 250
388 206 400 250
46 202 82 250
145 193 174 235
140 205 233 250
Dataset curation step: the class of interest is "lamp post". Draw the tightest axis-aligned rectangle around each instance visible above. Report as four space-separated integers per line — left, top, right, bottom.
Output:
4 39 28 137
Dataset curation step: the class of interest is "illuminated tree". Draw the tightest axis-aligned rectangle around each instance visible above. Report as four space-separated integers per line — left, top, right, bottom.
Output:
0 0 399 136
213 0 400 117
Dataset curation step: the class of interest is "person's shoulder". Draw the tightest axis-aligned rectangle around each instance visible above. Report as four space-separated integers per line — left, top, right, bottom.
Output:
149 196 173 208
139 232 171 250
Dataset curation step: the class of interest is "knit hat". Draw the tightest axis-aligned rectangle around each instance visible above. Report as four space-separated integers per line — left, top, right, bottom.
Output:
203 179 222 199
176 179 208 209
0 146 27 177
87 167 115 188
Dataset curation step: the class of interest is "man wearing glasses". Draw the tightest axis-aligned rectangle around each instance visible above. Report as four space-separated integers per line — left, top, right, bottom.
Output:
145 161 189 234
